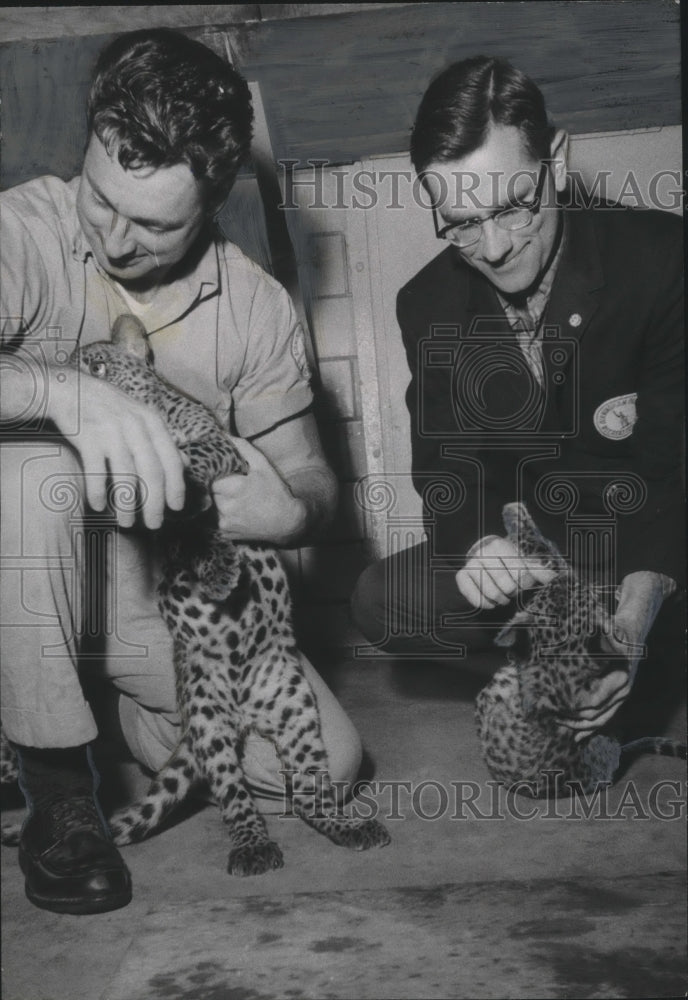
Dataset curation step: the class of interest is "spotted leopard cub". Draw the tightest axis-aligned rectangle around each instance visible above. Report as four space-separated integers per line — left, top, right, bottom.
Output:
75 315 388 873
475 502 686 798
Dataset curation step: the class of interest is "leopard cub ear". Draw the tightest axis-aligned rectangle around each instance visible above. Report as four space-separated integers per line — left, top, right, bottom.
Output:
495 610 533 649
111 314 152 363
501 501 566 569
494 625 517 648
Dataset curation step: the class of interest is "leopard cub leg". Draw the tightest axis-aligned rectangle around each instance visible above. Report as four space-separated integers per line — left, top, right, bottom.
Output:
192 529 244 602
177 435 247 495
251 655 390 851
288 767 391 851
177 654 284 876
175 437 245 600
193 720 284 876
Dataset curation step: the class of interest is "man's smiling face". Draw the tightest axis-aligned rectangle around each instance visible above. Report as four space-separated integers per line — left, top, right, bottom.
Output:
425 124 568 297
76 135 208 290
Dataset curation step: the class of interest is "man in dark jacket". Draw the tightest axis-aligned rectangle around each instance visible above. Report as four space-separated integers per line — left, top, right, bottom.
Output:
352 56 683 736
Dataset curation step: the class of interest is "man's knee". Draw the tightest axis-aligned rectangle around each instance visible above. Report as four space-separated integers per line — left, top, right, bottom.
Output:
117 696 181 773
1 441 85 557
328 722 363 790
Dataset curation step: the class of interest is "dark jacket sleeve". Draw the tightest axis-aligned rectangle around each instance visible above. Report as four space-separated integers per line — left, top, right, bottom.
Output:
611 212 685 585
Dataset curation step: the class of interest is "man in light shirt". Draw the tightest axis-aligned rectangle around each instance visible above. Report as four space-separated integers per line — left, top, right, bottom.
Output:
1 28 360 914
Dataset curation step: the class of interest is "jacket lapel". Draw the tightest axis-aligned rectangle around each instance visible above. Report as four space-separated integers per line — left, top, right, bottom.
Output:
443 209 605 439
540 208 606 430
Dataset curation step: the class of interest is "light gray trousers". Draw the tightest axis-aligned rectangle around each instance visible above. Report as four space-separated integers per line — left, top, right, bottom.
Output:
0 441 361 806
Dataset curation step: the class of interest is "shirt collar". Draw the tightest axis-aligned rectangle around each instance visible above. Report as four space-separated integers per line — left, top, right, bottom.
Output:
71 228 91 262
66 177 91 263
69 175 221 332
108 234 221 335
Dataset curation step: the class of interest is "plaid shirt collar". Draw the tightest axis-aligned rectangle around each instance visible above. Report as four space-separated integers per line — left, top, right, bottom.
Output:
495 216 566 385
497 215 566 335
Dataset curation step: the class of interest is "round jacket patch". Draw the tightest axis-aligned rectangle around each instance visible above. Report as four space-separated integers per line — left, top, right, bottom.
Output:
291 324 311 380
593 393 638 440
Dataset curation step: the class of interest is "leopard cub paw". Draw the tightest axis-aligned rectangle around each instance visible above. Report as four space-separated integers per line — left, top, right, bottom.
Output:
227 841 284 876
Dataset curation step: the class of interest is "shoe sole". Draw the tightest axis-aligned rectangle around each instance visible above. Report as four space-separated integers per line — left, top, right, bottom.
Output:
24 886 133 915
19 847 133 915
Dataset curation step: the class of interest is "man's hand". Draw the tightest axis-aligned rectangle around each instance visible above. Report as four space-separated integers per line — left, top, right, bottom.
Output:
212 436 307 544
557 571 674 741
456 534 556 610
558 669 633 743
48 367 186 530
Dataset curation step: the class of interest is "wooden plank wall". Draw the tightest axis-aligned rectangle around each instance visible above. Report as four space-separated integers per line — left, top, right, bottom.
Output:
231 1 682 166
0 5 407 41
1 2 681 188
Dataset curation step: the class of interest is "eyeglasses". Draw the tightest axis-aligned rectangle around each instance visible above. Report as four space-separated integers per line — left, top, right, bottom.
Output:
432 161 550 249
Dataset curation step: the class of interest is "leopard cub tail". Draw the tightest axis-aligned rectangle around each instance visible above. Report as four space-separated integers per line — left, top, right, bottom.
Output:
108 736 200 845
620 737 687 762
0 731 22 846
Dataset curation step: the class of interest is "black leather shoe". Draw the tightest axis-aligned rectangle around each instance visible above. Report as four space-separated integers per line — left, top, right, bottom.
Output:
18 795 132 914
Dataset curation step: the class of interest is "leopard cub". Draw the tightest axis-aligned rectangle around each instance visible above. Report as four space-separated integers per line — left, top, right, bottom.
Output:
2 315 390 874
475 503 686 798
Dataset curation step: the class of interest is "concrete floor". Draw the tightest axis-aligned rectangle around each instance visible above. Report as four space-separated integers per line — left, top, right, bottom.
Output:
1 645 686 1000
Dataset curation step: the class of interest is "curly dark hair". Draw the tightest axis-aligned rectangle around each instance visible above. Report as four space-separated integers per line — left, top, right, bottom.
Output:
87 29 254 209
411 56 555 175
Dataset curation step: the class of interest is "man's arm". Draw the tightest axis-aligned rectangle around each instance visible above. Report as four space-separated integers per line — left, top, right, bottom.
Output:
1 356 187 530
211 412 338 546
1 190 186 530
612 212 684 584
558 570 677 740
557 212 685 736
